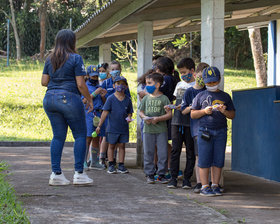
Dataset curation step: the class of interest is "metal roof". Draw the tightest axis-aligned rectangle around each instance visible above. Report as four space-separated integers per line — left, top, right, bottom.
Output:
75 0 280 48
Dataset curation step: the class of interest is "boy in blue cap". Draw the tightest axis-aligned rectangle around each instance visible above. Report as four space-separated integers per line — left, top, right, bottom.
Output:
96 76 133 174
191 66 235 196
82 65 107 170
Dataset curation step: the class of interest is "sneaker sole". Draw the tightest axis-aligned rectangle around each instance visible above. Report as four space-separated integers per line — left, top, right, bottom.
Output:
147 181 155 184
167 185 177 189
199 192 216 197
49 181 70 186
182 186 192 189
73 182 93 186
107 170 117 174
89 166 106 171
193 189 201 193
117 170 129 174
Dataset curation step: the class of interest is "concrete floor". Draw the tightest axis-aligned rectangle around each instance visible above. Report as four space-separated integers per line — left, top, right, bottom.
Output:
0 146 280 224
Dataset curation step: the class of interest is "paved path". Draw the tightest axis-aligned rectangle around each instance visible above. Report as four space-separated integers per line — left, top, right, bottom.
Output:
1 146 280 224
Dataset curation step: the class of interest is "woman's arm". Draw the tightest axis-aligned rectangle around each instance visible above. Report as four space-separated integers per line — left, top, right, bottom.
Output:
41 74 50 87
76 76 93 112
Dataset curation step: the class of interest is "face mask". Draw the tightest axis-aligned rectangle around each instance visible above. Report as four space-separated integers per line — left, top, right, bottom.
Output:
115 84 127 92
146 85 156 94
110 70 121 78
99 72 107 80
89 79 99 86
181 73 192 82
196 76 204 86
206 84 219 92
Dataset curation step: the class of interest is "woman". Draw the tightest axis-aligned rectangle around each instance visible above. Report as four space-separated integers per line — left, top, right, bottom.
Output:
41 29 94 186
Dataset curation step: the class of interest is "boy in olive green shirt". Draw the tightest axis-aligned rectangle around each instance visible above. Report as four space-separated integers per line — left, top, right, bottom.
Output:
139 73 172 184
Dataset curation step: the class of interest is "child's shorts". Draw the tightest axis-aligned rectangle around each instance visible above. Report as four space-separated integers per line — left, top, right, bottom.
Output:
106 132 129 145
193 136 198 156
197 127 227 168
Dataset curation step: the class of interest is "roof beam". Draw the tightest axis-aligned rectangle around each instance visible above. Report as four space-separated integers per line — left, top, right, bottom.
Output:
76 0 155 48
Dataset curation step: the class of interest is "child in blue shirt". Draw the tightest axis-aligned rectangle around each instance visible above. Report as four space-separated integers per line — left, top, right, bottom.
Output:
96 76 133 174
191 66 235 197
82 65 107 170
98 63 109 86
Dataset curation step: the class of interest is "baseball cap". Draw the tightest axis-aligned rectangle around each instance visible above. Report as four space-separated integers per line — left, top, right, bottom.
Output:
202 66 221 84
113 76 128 85
87 65 99 76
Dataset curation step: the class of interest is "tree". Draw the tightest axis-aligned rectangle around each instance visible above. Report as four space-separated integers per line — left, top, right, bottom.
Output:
39 0 48 60
248 28 267 87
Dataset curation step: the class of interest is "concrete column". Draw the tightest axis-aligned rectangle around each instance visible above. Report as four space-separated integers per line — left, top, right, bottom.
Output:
99 43 111 64
201 0 225 90
136 21 153 167
267 21 277 86
276 20 280 85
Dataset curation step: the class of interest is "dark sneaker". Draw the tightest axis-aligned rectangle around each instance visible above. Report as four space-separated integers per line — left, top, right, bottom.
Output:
117 164 129 174
165 171 171 180
193 183 202 193
182 179 192 189
218 184 224 193
156 175 169 184
212 186 223 196
200 186 216 197
147 175 155 184
107 165 117 174
167 178 177 188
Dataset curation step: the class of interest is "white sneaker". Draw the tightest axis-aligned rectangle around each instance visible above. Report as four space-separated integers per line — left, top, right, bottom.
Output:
73 171 93 185
49 172 70 186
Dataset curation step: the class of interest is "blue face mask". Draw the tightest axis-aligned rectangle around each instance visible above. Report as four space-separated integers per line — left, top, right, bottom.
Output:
181 73 192 82
99 72 107 80
146 85 156 94
110 70 121 78
115 84 127 92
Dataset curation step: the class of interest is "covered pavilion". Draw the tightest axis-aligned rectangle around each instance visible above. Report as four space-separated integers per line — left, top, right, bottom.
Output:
75 0 280 181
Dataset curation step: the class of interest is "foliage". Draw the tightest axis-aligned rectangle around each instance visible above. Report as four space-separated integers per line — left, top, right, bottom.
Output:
172 34 188 49
0 161 30 223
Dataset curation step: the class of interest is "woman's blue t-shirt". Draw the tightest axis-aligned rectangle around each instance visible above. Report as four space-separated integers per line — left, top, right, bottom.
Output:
43 53 86 95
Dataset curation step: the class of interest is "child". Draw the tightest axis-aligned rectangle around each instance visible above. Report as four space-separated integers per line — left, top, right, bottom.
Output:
96 76 133 174
98 63 109 85
191 66 235 196
82 65 107 170
181 62 209 192
139 72 172 184
166 58 196 189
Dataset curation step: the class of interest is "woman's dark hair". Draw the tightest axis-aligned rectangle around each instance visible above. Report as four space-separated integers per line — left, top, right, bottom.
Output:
98 63 109 70
50 29 76 72
146 72 164 85
155 56 180 85
138 69 154 86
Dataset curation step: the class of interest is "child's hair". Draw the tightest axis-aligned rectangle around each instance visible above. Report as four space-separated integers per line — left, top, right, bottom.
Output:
138 69 154 86
146 72 164 86
177 58 195 70
155 56 180 84
109 60 122 70
195 62 209 73
98 62 109 70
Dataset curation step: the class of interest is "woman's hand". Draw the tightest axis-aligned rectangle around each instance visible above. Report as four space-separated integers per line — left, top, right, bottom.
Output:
86 100 94 113
204 106 213 115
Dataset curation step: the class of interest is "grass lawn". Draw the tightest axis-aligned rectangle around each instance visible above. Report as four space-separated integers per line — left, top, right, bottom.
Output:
0 59 256 145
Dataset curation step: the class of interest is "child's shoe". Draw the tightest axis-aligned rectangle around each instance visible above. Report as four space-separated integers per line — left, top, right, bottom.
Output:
182 179 192 189
117 164 129 174
200 186 216 197
155 175 169 184
73 171 93 185
193 183 202 193
178 170 183 180
100 159 107 169
49 172 70 186
83 161 89 171
212 186 223 196
146 175 155 184
165 170 171 180
107 164 117 174
90 161 105 170
167 178 177 188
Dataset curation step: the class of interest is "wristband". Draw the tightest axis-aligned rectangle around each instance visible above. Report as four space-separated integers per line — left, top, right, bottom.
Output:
92 92 96 97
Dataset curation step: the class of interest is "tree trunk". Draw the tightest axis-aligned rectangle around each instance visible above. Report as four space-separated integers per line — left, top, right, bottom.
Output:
39 0 48 60
9 0 21 60
248 28 267 87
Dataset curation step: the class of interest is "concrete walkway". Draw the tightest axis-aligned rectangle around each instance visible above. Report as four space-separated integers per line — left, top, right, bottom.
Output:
0 146 280 224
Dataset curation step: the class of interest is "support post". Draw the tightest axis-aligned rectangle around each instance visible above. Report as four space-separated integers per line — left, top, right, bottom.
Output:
99 43 111 64
201 0 225 90
136 21 153 167
7 19 10 67
267 21 277 86
276 20 280 85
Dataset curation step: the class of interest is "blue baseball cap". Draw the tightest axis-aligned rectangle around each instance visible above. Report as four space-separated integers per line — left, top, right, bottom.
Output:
113 76 128 85
87 65 99 77
202 66 221 84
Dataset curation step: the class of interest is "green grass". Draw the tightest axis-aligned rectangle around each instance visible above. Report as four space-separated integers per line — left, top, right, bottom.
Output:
0 162 30 223
0 59 256 144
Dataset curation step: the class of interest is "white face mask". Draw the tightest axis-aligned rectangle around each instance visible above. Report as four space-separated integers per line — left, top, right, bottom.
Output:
206 84 219 92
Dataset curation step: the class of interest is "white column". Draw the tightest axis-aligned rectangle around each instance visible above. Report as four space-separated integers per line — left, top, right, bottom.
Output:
276 20 280 85
99 43 111 64
201 0 225 90
267 21 277 86
136 21 153 167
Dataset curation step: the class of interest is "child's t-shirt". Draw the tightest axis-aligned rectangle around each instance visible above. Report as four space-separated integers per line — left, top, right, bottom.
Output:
101 77 131 98
102 94 133 134
139 94 170 134
171 80 195 126
192 90 235 129
181 86 206 137
82 80 103 111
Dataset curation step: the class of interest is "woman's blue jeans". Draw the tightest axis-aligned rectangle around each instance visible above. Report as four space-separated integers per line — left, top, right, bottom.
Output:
43 90 86 173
